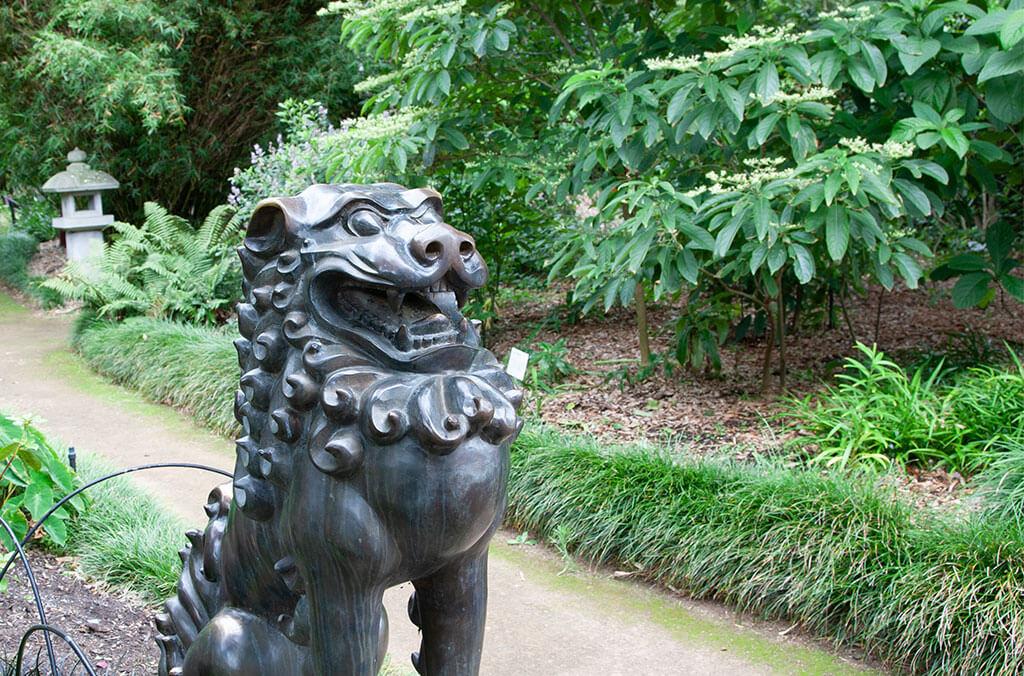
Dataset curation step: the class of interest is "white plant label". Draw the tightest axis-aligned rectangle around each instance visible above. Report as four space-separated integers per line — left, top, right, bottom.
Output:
506 348 530 381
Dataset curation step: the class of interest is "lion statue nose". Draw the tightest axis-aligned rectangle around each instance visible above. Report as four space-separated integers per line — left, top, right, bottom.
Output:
410 223 476 268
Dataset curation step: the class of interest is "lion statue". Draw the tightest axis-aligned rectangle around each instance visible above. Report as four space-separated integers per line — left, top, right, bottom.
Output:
154 183 523 675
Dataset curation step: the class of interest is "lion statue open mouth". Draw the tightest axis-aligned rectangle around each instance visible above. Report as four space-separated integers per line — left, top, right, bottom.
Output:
155 183 523 676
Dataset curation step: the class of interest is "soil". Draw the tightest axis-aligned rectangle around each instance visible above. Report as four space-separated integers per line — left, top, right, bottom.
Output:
489 281 1023 456
27 240 67 279
0 551 157 674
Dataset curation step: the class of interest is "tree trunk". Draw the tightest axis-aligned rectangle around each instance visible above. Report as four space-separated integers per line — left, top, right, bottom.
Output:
634 281 651 367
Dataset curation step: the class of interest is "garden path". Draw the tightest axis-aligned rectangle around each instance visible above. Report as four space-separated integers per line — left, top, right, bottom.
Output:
0 293 875 676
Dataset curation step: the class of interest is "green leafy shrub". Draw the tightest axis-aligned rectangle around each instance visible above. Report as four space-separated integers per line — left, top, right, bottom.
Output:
788 343 1024 472
0 413 84 552
931 219 1023 307
0 230 37 290
322 0 1024 389
9 193 57 242
507 427 1024 676
523 339 577 392
44 203 244 325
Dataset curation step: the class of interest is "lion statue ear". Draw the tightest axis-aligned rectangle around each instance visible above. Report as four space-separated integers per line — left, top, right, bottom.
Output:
244 197 305 257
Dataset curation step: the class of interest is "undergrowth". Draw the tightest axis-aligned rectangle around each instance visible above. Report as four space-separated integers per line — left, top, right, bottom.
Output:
786 343 1024 473
507 427 1024 675
74 317 238 436
69 316 1024 673
68 455 185 602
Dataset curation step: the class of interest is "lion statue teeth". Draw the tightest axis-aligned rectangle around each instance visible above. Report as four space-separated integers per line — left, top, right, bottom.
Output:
155 184 523 676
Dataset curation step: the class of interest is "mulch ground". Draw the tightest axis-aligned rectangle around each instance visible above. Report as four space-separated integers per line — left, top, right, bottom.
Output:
490 281 1022 450
0 551 158 674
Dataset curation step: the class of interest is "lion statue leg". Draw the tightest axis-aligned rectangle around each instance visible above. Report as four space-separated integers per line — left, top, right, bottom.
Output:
408 549 490 676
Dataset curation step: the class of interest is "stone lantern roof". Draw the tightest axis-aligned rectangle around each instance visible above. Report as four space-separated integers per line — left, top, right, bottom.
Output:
41 148 120 194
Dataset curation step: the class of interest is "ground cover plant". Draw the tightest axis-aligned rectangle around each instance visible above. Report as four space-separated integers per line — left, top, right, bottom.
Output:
65 314 1024 673
507 427 1024 675
787 343 1024 472
73 317 238 437
0 413 83 556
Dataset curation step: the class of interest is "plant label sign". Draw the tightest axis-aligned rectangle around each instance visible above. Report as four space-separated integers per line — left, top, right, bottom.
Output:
506 348 530 381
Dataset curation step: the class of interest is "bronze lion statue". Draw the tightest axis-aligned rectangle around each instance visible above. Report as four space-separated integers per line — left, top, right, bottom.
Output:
154 184 523 675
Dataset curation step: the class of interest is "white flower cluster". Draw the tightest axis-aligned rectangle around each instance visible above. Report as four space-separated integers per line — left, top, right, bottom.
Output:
334 108 424 142
645 55 701 72
703 157 798 194
819 5 876 25
647 23 808 74
718 23 807 57
354 70 403 94
766 85 836 105
400 0 465 23
839 137 915 159
319 0 419 19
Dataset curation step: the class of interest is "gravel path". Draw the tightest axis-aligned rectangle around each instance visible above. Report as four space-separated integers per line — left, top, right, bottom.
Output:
0 293 877 675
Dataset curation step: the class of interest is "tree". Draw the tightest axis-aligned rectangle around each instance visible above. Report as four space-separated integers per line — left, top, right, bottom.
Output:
0 0 362 220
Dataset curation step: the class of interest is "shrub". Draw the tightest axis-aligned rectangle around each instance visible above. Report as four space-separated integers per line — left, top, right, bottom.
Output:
0 230 37 290
787 343 1024 473
44 203 245 325
507 427 1024 675
0 413 84 553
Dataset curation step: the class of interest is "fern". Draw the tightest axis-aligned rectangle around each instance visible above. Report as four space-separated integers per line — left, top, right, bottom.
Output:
43 202 244 324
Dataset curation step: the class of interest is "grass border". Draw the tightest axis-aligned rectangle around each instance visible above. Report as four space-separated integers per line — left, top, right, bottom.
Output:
69 315 1024 674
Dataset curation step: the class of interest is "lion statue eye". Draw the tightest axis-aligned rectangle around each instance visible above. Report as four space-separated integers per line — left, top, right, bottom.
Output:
347 209 384 236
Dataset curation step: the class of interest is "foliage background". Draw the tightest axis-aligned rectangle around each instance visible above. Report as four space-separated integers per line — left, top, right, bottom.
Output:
0 0 363 219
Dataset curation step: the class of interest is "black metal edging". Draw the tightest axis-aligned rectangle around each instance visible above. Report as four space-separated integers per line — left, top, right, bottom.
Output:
0 462 232 675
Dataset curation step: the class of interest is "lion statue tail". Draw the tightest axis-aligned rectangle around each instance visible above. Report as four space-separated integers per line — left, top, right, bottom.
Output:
154 483 232 676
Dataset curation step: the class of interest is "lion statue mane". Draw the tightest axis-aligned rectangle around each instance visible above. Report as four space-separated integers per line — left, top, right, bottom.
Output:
154 183 523 676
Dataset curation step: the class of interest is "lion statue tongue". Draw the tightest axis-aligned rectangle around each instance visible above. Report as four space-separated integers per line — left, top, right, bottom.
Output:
155 183 523 676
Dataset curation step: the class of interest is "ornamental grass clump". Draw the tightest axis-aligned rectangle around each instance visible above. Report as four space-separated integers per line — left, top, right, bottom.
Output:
74 317 238 437
506 427 1024 675
787 343 1024 473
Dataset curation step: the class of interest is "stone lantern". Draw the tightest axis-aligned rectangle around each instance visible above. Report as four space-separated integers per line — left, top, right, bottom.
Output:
41 148 119 262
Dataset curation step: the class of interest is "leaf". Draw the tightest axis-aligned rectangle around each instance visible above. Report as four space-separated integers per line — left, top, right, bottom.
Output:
978 49 1024 83
789 243 815 283
22 475 54 522
912 100 943 125
667 84 695 124
860 41 887 86
985 74 1024 123
1001 273 1024 301
847 57 876 92
752 113 781 146
755 63 780 103
767 243 787 274
966 10 1012 37
894 178 931 216
714 218 742 259
951 271 993 308
825 205 850 261
617 93 634 126
893 252 923 289
986 220 1015 265
720 83 745 122
492 28 510 51
895 37 941 75
939 127 970 158
1002 10 1024 48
